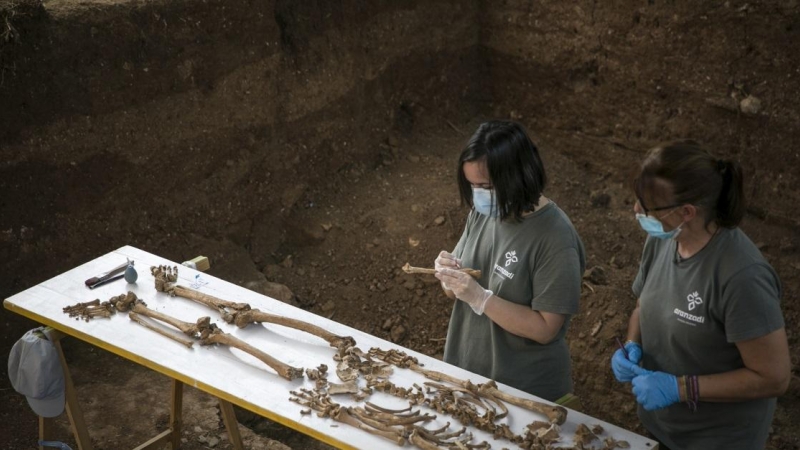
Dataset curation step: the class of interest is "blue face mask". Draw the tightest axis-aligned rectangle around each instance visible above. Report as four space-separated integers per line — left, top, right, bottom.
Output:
636 213 683 240
472 187 499 217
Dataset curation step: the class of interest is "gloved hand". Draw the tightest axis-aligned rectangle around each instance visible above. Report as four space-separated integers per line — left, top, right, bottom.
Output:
631 370 681 411
435 268 493 315
611 341 643 382
434 251 462 290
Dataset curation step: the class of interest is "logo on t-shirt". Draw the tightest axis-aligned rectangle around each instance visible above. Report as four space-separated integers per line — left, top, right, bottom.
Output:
504 251 518 267
673 290 705 325
494 250 518 279
687 291 703 310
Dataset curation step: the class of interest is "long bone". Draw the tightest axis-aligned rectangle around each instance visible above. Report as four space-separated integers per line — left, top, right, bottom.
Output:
151 265 360 358
402 263 481 278
128 311 194 348
129 301 303 381
199 328 304 381
369 348 568 425
234 309 356 356
151 265 250 322
130 301 210 337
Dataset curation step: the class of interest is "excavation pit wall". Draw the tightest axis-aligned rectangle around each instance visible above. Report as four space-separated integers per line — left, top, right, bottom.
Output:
0 0 482 278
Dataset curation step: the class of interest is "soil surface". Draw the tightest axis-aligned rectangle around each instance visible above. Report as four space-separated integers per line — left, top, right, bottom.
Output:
1 1 798 450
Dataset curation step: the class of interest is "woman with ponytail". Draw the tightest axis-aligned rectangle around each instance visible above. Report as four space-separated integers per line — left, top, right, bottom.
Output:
610 141 789 450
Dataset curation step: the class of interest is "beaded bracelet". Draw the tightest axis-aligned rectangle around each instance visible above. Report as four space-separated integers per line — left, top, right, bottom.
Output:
682 375 699 411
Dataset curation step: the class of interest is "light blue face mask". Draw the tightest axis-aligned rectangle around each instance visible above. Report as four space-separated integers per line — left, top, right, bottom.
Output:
636 213 683 240
472 187 499 217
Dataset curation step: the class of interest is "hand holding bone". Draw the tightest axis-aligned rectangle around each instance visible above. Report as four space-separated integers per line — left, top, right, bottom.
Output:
436 267 493 315
434 251 461 290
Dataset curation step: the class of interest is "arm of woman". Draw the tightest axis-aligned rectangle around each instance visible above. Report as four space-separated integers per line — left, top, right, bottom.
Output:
626 299 642 344
698 328 790 401
483 298 565 344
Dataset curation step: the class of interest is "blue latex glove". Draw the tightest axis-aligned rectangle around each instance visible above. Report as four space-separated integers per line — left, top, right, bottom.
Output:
611 341 643 382
631 370 681 411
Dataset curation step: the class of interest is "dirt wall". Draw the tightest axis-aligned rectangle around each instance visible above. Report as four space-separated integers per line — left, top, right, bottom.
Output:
484 0 800 227
0 0 481 294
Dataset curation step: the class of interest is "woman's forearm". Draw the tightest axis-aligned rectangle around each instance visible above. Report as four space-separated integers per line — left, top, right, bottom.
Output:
483 295 564 344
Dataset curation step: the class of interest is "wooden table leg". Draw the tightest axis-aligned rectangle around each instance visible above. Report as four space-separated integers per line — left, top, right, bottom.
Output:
170 379 183 449
52 335 93 450
39 416 55 450
218 399 243 450
132 379 184 450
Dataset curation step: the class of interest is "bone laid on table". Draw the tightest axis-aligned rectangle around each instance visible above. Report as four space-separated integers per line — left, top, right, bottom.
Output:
3 245 658 450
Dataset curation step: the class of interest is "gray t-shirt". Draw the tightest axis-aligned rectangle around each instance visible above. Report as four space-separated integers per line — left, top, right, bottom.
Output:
443 201 585 401
632 227 784 450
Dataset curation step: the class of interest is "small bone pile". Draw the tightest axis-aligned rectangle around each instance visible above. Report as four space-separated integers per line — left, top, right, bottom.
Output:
63 299 116 321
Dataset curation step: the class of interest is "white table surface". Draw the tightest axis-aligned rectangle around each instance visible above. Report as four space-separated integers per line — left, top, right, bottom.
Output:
4 245 657 450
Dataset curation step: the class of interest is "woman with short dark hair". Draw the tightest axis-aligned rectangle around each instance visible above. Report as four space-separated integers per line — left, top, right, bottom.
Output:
612 141 790 450
435 121 585 404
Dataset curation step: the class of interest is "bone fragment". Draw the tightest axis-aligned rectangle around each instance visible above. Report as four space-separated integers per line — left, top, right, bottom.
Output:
328 380 359 395
402 263 481 278
110 291 139 312
575 423 598 445
408 430 441 450
63 299 100 312
128 311 194 348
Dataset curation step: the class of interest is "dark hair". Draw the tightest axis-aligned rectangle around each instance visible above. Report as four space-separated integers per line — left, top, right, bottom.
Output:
634 140 745 228
457 121 547 222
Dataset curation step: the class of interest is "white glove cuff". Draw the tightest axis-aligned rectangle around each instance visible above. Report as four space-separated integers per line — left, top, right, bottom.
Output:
469 289 493 316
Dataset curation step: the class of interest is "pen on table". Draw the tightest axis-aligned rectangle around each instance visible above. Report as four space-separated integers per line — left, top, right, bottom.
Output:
615 337 629 358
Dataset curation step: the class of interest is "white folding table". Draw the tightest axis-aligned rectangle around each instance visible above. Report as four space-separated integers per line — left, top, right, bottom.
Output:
4 245 658 450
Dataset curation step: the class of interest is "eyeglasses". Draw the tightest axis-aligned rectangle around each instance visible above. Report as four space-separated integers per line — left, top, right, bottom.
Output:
635 195 682 217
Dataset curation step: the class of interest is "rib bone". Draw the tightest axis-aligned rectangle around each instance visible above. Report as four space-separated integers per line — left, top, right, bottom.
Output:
369 347 567 425
418 365 566 425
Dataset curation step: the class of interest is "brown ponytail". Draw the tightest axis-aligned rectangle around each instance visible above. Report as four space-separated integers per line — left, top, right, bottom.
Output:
715 159 745 227
635 141 746 229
